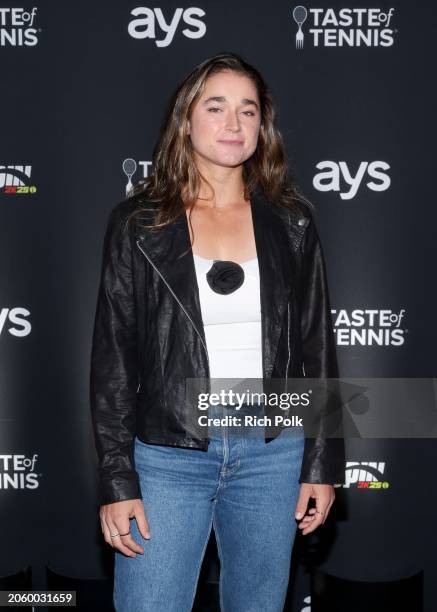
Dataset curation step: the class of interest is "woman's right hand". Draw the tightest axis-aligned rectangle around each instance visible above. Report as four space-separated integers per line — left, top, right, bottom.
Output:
100 499 151 557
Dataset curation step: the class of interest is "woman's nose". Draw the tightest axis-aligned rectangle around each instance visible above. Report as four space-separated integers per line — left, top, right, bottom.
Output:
225 111 241 131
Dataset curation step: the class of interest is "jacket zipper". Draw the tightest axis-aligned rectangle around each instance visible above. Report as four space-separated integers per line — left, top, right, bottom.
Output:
285 302 291 389
135 239 211 394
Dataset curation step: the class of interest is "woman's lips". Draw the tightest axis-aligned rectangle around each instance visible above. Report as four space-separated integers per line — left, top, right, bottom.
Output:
217 140 244 145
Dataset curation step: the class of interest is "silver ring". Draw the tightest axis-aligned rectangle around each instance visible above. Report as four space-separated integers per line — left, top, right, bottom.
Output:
110 532 120 539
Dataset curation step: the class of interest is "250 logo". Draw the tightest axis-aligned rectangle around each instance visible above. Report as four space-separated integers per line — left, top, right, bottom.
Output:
313 160 390 200
128 7 206 47
0 308 31 337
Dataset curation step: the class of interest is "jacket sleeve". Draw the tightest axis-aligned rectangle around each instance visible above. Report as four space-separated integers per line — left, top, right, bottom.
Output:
89 203 142 505
298 214 346 485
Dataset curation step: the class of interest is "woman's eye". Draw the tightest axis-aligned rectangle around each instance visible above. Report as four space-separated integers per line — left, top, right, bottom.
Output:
207 108 255 116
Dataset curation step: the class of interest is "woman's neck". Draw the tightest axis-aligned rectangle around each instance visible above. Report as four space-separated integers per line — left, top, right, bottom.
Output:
192 156 246 209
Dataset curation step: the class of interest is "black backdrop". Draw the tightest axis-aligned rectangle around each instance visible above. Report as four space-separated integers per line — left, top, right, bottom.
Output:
1 1 436 610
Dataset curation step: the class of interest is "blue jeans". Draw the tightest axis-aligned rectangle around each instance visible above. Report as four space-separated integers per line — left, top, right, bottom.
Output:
113 403 305 612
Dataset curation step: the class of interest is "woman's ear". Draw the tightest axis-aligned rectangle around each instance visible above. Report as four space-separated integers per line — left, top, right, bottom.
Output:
186 119 191 135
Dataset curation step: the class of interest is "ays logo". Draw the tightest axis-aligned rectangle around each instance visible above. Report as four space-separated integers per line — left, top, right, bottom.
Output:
313 161 390 200
128 7 206 47
0 308 31 337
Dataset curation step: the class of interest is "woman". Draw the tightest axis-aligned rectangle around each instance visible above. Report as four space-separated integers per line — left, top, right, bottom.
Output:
90 52 345 611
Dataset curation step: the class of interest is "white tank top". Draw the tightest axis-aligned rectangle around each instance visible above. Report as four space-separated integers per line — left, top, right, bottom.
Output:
193 253 263 382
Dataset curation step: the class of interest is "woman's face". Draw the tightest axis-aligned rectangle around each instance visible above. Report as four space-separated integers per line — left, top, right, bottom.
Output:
187 70 262 170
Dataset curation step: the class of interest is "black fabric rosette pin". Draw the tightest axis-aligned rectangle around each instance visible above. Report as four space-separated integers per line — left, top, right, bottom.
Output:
206 260 244 295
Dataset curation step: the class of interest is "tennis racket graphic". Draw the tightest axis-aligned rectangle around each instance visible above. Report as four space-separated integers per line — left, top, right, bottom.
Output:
122 158 137 195
292 5 308 49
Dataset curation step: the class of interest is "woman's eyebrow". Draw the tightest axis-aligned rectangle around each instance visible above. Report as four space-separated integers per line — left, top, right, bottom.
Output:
202 96 259 109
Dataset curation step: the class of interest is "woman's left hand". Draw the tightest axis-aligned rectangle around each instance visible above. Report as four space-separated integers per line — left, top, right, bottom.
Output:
294 483 335 535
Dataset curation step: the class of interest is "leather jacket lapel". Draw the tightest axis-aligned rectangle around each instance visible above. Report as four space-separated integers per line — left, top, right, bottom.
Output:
135 191 294 380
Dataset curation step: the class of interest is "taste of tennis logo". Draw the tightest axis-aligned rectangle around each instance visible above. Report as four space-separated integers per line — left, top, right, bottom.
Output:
0 454 41 490
0 7 40 46
332 309 407 347
291 6 396 49
122 158 153 195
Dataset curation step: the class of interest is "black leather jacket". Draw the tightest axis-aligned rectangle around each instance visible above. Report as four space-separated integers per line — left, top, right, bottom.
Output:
90 189 345 505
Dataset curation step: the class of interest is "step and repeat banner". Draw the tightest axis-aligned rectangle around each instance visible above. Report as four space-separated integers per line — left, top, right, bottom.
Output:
1 1 436 610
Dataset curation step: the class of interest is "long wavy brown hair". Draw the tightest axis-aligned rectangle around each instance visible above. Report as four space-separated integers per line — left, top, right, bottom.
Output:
125 51 313 234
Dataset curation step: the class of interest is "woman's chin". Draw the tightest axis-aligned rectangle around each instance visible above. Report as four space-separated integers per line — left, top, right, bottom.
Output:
211 154 248 168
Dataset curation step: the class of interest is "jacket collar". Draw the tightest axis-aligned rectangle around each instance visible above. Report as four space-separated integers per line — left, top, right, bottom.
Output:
135 190 295 379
